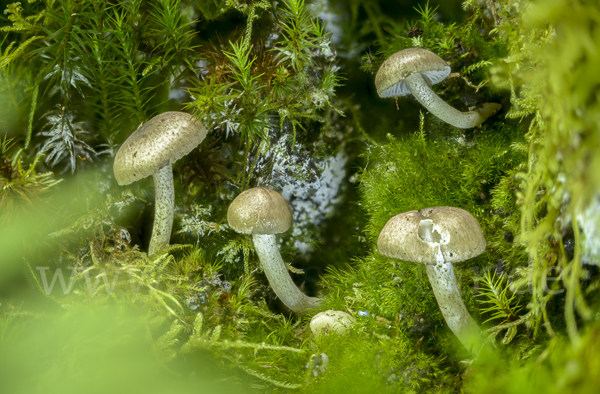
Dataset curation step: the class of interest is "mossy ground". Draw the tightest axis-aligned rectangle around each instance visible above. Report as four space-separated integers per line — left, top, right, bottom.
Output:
2 0 600 393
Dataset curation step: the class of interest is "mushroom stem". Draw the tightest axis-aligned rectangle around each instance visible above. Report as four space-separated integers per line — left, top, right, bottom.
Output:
425 252 482 352
252 234 321 313
149 165 175 257
404 72 501 129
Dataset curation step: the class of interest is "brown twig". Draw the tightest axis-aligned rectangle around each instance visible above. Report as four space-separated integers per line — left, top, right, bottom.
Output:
489 1 501 25
383 26 410 39
449 72 489 91
456 14 475 29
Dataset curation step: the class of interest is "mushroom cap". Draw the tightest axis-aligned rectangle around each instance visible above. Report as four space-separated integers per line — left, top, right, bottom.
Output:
113 112 207 185
310 310 355 337
377 206 486 264
375 48 451 98
227 187 293 235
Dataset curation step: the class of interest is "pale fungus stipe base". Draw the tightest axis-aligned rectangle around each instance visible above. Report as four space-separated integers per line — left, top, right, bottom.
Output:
150 165 175 256
378 206 486 352
375 48 501 129
113 112 207 257
404 73 502 129
425 245 482 352
228 187 321 313
253 233 321 312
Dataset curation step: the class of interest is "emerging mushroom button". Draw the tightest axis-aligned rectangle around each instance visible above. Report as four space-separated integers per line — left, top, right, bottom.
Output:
375 48 501 129
228 187 320 313
113 111 207 256
377 206 486 352
310 310 355 337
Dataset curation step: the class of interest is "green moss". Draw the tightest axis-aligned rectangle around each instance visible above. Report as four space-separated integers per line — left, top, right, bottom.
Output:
2 0 600 392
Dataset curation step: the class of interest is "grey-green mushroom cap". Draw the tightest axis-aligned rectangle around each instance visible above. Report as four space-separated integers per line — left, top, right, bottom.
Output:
227 187 293 235
377 206 486 264
375 48 451 98
113 112 207 185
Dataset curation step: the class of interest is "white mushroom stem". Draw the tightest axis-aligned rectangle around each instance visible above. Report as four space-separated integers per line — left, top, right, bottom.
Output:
425 248 482 352
148 165 175 257
404 72 501 129
252 234 321 313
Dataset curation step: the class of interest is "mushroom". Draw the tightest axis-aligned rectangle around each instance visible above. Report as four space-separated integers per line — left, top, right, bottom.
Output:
227 187 320 313
377 206 486 352
310 310 355 337
113 112 207 256
375 48 501 129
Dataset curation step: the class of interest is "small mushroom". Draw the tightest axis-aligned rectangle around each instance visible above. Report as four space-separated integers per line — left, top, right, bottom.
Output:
375 48 501 129
377 206 486 352
113 112 207 256
310 310 355 337
227 187 320 313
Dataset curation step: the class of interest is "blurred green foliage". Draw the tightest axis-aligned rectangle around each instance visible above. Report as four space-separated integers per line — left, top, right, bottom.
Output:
2 0 600 393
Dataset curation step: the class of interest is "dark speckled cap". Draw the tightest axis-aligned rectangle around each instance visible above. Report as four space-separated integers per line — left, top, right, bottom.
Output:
377 206 486 264
228 187 293 235
375 48 451 98
113 112 207 185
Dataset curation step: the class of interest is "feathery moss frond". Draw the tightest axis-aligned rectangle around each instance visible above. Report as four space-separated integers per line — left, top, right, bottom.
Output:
476 270 524 324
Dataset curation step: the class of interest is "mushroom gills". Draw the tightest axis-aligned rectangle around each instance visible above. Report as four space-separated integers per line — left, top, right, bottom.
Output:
381 68 449 97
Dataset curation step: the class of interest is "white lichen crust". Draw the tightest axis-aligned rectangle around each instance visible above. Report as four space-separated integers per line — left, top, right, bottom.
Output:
404 72 501 129
252 234 321 313
148 165 175 257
